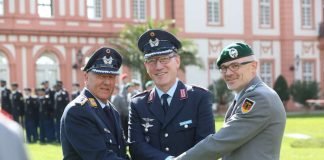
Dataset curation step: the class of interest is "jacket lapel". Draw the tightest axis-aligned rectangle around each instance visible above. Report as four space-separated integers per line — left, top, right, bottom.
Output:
108 102 124 144
84 89 114 132
147 89 165 124
225 100 236 122
162 81 187 128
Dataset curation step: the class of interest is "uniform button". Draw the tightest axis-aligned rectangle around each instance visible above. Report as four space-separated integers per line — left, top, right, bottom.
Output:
164 133 168 137
165 147 169 151
184 124 188 128
109 139 112 143
118 145 121 149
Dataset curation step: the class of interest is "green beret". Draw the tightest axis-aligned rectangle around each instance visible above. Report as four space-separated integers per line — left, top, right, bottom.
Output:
216 42 253 67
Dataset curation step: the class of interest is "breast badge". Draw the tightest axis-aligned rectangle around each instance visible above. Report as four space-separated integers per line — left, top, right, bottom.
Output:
142 118 154 132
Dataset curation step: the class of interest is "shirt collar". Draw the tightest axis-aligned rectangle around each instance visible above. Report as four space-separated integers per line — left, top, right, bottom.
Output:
155 79 179 99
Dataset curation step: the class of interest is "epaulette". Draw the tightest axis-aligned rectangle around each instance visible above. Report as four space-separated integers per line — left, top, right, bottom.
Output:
245 85 257 93
245 81 264 93
74 95 88 106
191 84 208 91
132 90 150 98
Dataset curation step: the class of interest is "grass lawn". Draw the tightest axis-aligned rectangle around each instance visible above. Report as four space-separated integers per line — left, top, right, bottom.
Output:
27 113 324 160
27 143 62 160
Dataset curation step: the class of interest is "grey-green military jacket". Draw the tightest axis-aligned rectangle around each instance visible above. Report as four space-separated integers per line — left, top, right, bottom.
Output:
175 76 286 160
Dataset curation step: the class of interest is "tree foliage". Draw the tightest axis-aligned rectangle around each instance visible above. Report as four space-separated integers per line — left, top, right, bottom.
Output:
109 19 203 85
208 79 234 105
290 80 320 107
273 75 290 103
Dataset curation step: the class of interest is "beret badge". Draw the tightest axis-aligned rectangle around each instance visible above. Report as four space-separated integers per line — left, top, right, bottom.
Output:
229 48 238 58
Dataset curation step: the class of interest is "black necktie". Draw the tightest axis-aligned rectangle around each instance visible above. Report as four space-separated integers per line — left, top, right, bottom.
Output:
230 100 237 116
161 94 169 115
103 105 117 138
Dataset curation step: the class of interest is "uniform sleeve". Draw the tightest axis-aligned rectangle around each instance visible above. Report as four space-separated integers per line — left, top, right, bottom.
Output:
195 91 215 142
175 92 272 160
128 101 170 160
62 107 126 160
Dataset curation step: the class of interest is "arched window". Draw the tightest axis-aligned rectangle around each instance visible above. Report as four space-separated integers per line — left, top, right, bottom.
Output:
0 52 9 82
36 53 59 88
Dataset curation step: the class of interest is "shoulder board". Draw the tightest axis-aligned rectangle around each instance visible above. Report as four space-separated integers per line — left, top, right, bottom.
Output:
74 95 88 106
245 81 264 93
191 84 208 91
245 85 257 93
132 90 150 98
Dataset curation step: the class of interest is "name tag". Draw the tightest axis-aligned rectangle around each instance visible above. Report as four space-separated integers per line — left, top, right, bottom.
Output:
179 120 192 126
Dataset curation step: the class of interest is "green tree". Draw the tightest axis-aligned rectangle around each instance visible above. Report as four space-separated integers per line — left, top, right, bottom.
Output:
208 79 234 112
110 19 203 86
273 75 290 110
290 80 320 108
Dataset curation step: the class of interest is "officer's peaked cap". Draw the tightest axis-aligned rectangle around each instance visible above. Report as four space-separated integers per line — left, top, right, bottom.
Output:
82 47 122 75
216 42 254 68
138 29 182 59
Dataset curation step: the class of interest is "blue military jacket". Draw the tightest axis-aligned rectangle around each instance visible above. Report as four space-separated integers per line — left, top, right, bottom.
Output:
1 88 11 114
24 96 39 120
129 81 215 160
54 89 70 118
61 89 129 160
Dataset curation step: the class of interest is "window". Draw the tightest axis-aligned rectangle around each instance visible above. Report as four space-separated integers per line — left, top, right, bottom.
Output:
260 0 271 27
133 0 146 20
36 54 59 87
301 0 313 28
0 52 9 83
87 0 102 19
260 62 272 87
38 0 53 18
209 59 218 70
0 0 4 15
302 61 314 81
207 0 221 25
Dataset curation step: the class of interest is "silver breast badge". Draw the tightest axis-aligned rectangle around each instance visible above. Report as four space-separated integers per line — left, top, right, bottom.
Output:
142 118 154 132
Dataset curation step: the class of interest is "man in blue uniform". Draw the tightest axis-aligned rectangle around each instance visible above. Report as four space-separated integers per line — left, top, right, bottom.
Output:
1 80 11 114
71 83 81 100
10 83 24 124
128 29 215 160
60 47 129 160
37 88 55 143
24 88 39 143
174 42 286 160
42 80 55 105
53 81 69 143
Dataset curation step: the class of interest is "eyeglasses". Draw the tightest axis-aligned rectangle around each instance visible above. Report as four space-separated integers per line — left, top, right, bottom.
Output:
218 61 254 73
145 54 176 66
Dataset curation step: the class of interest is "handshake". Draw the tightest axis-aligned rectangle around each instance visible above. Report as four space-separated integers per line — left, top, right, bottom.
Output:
166 152 186 160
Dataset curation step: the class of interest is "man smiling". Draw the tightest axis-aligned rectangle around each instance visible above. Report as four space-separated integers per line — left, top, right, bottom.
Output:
174 42 286 160
61 47 129 160
128 29 215 160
